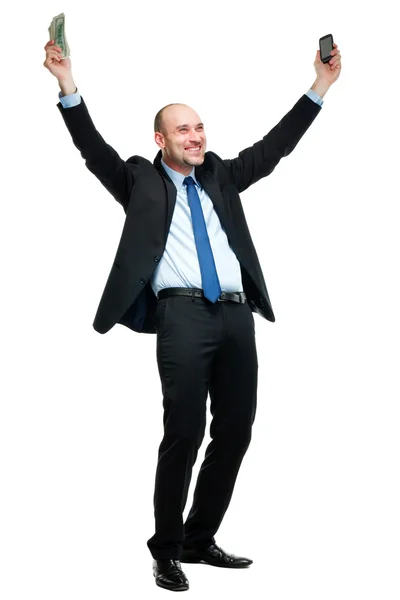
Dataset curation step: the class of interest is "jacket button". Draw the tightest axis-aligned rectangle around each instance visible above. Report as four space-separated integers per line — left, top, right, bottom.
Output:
140 277 147 284
154 255 161 262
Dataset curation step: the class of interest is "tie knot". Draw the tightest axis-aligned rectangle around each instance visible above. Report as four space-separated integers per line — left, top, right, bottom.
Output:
184 176 195 187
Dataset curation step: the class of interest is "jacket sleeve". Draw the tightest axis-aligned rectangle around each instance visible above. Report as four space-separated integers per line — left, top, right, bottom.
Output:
57 95 139 211
222 94 322 193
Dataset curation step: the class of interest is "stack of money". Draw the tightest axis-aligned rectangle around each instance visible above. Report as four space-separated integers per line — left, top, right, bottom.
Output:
48 12 70 59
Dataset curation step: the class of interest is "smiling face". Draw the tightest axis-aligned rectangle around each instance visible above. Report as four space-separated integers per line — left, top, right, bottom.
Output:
154 104 207 176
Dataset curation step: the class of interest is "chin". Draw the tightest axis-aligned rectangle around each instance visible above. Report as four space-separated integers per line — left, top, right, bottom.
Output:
185 155 205 166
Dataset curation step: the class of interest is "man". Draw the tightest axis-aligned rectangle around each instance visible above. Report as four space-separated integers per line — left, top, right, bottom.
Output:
44 38 342 592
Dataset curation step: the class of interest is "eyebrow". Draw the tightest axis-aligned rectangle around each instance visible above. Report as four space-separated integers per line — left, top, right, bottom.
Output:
175 123 204 130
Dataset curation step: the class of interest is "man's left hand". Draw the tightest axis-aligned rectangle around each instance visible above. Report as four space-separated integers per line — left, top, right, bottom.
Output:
314 42 342 86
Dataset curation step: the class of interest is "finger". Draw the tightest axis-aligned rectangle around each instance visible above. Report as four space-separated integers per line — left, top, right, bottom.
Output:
329 55 341 65
47 51 61 62
47 48 62 58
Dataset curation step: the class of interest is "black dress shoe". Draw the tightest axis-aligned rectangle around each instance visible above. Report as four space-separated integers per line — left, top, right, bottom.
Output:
153 559 189 591
180 543 253 568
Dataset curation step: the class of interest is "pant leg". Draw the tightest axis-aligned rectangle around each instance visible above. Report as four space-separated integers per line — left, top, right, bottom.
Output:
183 300 258 549
147 295 223 559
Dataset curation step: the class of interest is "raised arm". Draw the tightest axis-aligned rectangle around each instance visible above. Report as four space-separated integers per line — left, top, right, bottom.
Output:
223 93 322 193
43 40 138 211
223 42 342 193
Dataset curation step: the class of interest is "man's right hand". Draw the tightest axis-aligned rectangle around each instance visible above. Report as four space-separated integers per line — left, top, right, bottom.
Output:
43 40 72 81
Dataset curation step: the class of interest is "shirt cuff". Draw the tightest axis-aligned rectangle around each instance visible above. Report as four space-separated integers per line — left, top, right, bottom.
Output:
305 88 323 107
58 88 81 108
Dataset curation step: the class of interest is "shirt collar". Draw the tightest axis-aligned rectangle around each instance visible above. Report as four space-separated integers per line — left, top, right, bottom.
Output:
161 158 201 191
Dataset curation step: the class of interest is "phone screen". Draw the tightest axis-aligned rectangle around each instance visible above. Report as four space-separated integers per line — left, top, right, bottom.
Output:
320 36 332 59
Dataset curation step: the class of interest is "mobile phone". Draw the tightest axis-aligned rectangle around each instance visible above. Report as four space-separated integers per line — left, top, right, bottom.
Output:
319 34 334 64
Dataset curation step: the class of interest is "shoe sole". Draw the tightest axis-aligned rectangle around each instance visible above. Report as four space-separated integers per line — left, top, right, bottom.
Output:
155 578 189 591
180 554 252 568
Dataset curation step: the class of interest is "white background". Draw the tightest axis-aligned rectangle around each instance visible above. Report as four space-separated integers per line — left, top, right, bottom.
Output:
1 1 399 598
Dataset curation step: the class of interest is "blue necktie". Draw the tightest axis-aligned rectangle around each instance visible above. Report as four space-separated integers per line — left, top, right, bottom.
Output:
184 176 222 303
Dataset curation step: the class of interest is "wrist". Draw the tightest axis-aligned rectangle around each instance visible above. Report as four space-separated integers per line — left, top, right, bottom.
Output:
311 78 331 98
58 77 77 97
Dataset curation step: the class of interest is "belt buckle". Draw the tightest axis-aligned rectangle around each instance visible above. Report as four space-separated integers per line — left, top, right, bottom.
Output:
217 292 246 303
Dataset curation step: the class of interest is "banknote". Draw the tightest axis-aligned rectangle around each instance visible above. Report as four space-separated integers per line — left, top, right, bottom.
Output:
48 12 70 59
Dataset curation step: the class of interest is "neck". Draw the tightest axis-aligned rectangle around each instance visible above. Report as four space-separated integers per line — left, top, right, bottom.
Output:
161 155 193 177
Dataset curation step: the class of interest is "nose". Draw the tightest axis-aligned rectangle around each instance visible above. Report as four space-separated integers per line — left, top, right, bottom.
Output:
189 131 202 143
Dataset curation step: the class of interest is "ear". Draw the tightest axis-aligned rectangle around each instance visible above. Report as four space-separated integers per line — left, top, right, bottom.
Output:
154 132 165 149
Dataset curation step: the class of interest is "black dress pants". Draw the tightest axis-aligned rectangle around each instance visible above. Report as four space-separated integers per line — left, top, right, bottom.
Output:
146 291 258 560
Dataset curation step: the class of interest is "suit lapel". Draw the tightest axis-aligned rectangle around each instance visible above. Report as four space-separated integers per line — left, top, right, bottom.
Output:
153 151 179 233
196 167 238 248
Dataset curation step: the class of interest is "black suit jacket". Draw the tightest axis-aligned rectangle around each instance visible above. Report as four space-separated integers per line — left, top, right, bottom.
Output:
57 94 321 334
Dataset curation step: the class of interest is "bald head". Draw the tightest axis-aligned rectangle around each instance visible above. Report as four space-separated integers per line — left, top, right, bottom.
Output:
154 103 196 135
154 103 207 176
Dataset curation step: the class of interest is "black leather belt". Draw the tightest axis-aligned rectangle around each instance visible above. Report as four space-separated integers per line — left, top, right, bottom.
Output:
157 287 247 304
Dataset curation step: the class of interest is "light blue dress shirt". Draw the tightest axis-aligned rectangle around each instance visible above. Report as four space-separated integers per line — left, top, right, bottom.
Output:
58 88 323 296
153 159 244 295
